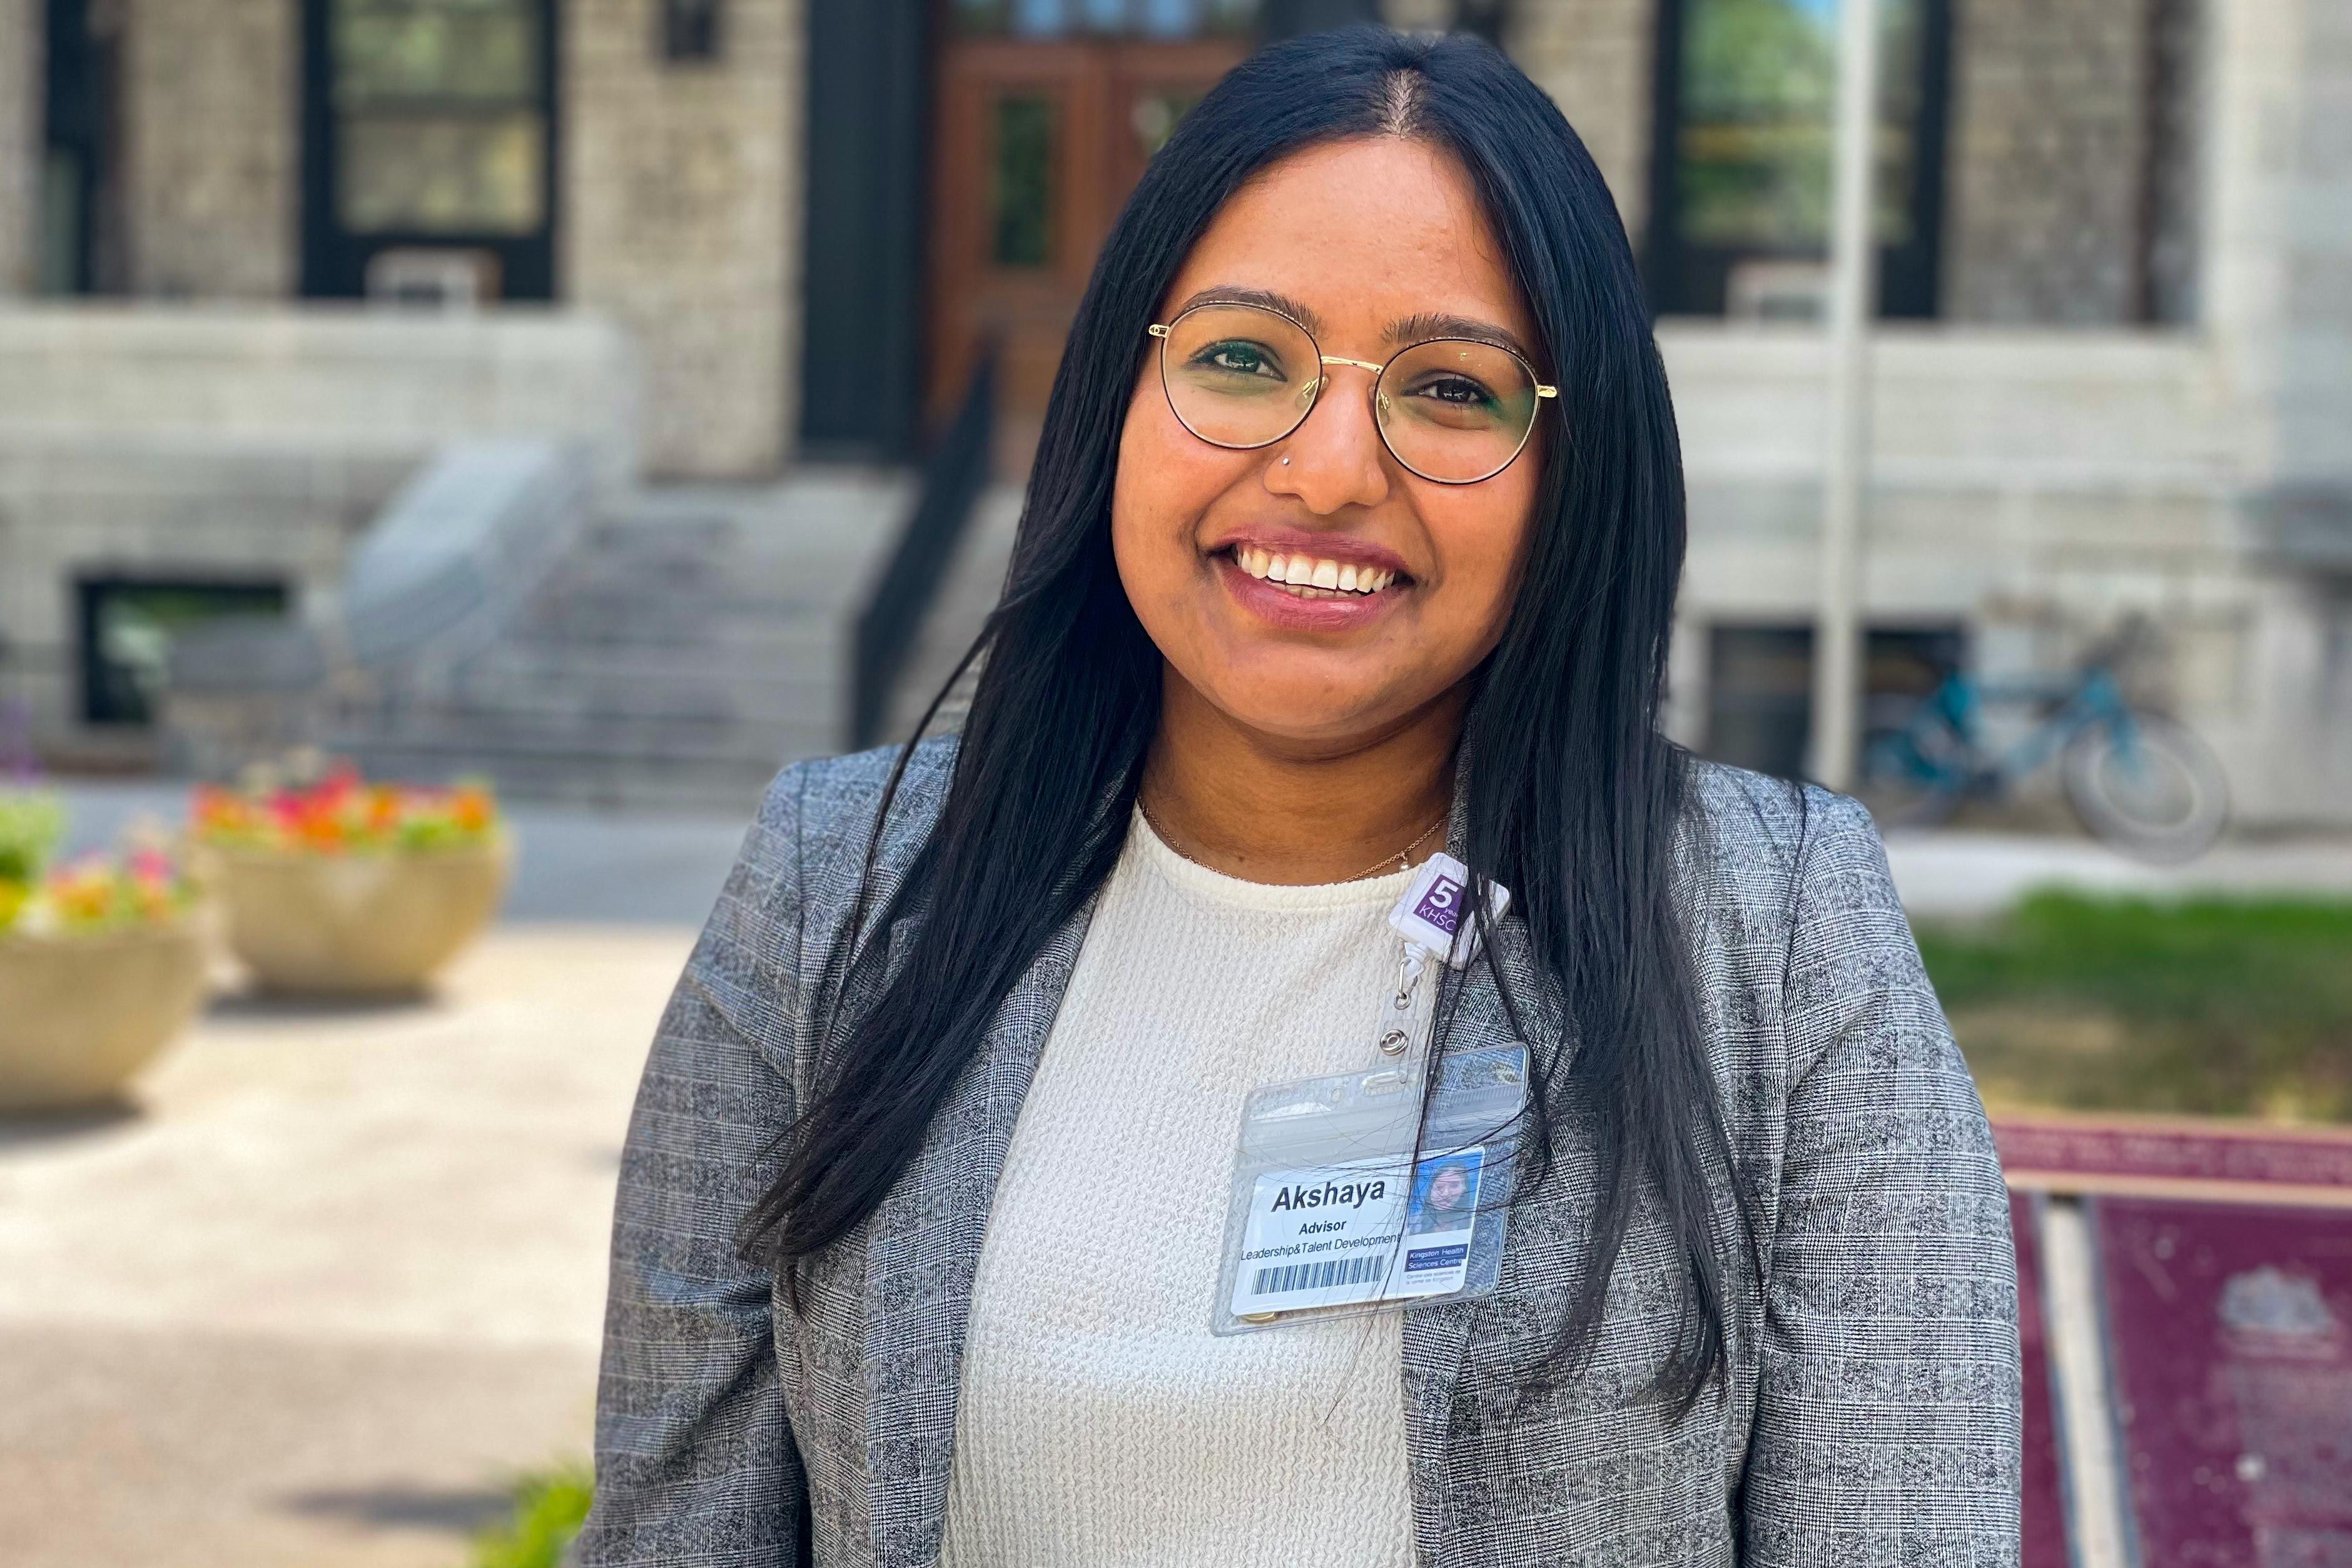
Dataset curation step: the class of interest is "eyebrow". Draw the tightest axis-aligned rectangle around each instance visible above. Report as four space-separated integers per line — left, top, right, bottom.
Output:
1170 286 1327 336
1384 311 1538 367
1167 288 1539 369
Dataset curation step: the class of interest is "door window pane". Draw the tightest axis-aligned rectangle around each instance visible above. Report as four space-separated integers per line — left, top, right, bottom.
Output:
333 0 537 101
991 94 1058 267
339 114 544 234
330 0 547 236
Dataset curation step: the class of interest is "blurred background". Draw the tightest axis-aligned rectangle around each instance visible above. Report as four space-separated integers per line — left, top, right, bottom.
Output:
0 1 2346 1565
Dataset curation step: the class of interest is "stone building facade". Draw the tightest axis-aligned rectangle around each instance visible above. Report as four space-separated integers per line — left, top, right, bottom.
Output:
123 0 301 300
0 0 2346 820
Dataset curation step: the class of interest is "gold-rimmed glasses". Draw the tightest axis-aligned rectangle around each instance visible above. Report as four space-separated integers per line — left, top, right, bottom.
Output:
1145 300 1557 485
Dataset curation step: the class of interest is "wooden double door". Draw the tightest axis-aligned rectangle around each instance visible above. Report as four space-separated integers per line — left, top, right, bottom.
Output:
928 36 1250 453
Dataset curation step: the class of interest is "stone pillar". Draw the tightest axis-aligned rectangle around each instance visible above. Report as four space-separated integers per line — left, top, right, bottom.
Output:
121 0 298 298
564 0 804 480
2205 0 2352 489
2202 0 2352 820
0 0 37 296
1502 0 1656 240
1942 0 2150 324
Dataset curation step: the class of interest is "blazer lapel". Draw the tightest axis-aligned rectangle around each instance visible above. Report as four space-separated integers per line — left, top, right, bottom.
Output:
1399 840 1567 1562
859 901 1095 1568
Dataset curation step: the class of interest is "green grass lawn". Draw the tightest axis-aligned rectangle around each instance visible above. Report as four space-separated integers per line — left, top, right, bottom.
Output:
472 1465 594 1568
1916 891 2352 1123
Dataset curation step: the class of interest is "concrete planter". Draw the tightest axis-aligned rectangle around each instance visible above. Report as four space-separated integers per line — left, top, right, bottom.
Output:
209 840 510 996
0 922 210 1111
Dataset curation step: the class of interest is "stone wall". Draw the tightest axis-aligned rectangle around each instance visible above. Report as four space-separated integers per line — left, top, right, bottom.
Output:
562 0 803 480
123 0 297 299
1503 0 1656 240
0 0 35 295
1944 0 2151 324
2206 0 2352 488
1653 321 2352 823
2199 0 2352 820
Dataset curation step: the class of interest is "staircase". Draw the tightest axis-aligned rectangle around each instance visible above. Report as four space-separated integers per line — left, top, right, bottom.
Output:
330 468 912 814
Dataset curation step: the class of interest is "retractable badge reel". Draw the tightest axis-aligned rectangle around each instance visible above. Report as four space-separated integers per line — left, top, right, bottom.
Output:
1210 854 1529 1335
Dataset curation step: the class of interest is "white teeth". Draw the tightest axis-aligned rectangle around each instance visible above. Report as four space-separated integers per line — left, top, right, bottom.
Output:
1230 547 1397 596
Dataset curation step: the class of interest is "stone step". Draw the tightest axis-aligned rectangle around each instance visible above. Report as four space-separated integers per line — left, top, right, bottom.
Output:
319 467 946 807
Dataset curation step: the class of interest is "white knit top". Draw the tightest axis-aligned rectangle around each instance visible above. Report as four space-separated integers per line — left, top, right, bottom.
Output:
938 811 1420 1568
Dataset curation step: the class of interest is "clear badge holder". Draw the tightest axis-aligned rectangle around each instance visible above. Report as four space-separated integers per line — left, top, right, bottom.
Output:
1210 1035 1529 1335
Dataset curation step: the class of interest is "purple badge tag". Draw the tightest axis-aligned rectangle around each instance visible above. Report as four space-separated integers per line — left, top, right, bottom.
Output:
1389 854 1509 966
1412 872 1465 936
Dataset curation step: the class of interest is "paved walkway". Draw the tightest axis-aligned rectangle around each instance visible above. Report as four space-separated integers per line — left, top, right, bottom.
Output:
0 927 690 1568
1883 827 2352 918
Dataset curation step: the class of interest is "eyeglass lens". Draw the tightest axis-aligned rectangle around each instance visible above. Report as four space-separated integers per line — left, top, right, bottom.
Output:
1157 303 1543 484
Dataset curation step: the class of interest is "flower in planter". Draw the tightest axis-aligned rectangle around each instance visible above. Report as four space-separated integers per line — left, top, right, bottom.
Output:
191 762 501 856
0 801 211 1112
1 789 199 938
16 846 201 938
0 792 68 934
186 759 509 994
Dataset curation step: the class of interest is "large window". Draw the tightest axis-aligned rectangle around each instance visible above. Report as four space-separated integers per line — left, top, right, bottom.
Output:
302 0 556 301
1646 0 1951 319
78 579 291 728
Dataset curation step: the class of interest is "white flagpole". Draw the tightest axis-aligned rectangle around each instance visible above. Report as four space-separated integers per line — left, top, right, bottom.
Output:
1809 0 1882 791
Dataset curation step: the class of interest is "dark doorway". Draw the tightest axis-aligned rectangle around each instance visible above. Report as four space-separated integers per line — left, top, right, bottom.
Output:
1645 0 1952 320
798 3 932 460
299 0 559 302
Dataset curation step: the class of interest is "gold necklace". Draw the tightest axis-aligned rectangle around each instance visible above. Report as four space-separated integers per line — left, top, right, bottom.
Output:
1135 795 1448 885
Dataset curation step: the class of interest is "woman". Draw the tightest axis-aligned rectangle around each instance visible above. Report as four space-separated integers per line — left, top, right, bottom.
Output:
580 26 2019 1568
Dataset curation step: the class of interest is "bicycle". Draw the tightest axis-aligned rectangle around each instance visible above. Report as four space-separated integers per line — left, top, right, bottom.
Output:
1862 619 2230 861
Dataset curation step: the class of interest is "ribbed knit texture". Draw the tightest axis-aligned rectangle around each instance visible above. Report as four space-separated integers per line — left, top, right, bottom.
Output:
938 811 1421 1568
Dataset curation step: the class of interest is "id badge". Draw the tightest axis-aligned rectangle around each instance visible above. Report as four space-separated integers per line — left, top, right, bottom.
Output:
1229 1146 1489 1315
1211 1043 1529 1335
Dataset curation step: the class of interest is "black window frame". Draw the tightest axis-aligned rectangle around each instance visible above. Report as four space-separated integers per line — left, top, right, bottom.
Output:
76 575 293 728
298 0 561 302
1643 0 1954 320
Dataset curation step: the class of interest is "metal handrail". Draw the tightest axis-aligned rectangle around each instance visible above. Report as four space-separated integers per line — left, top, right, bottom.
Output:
848 344 998 751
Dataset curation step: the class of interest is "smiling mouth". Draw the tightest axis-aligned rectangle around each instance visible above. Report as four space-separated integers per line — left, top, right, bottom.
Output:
1222 544 1404 600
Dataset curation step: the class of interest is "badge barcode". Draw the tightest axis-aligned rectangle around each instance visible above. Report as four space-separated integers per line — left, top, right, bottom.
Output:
1250 1252 1386 1298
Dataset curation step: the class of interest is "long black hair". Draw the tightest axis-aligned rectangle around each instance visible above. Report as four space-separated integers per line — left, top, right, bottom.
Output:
742 25 1748 1412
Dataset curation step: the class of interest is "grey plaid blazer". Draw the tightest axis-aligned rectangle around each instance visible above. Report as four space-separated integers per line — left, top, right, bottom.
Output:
577 738 2021 1567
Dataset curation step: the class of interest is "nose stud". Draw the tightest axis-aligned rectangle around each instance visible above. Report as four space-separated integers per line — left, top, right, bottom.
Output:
1280 457 1291 466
